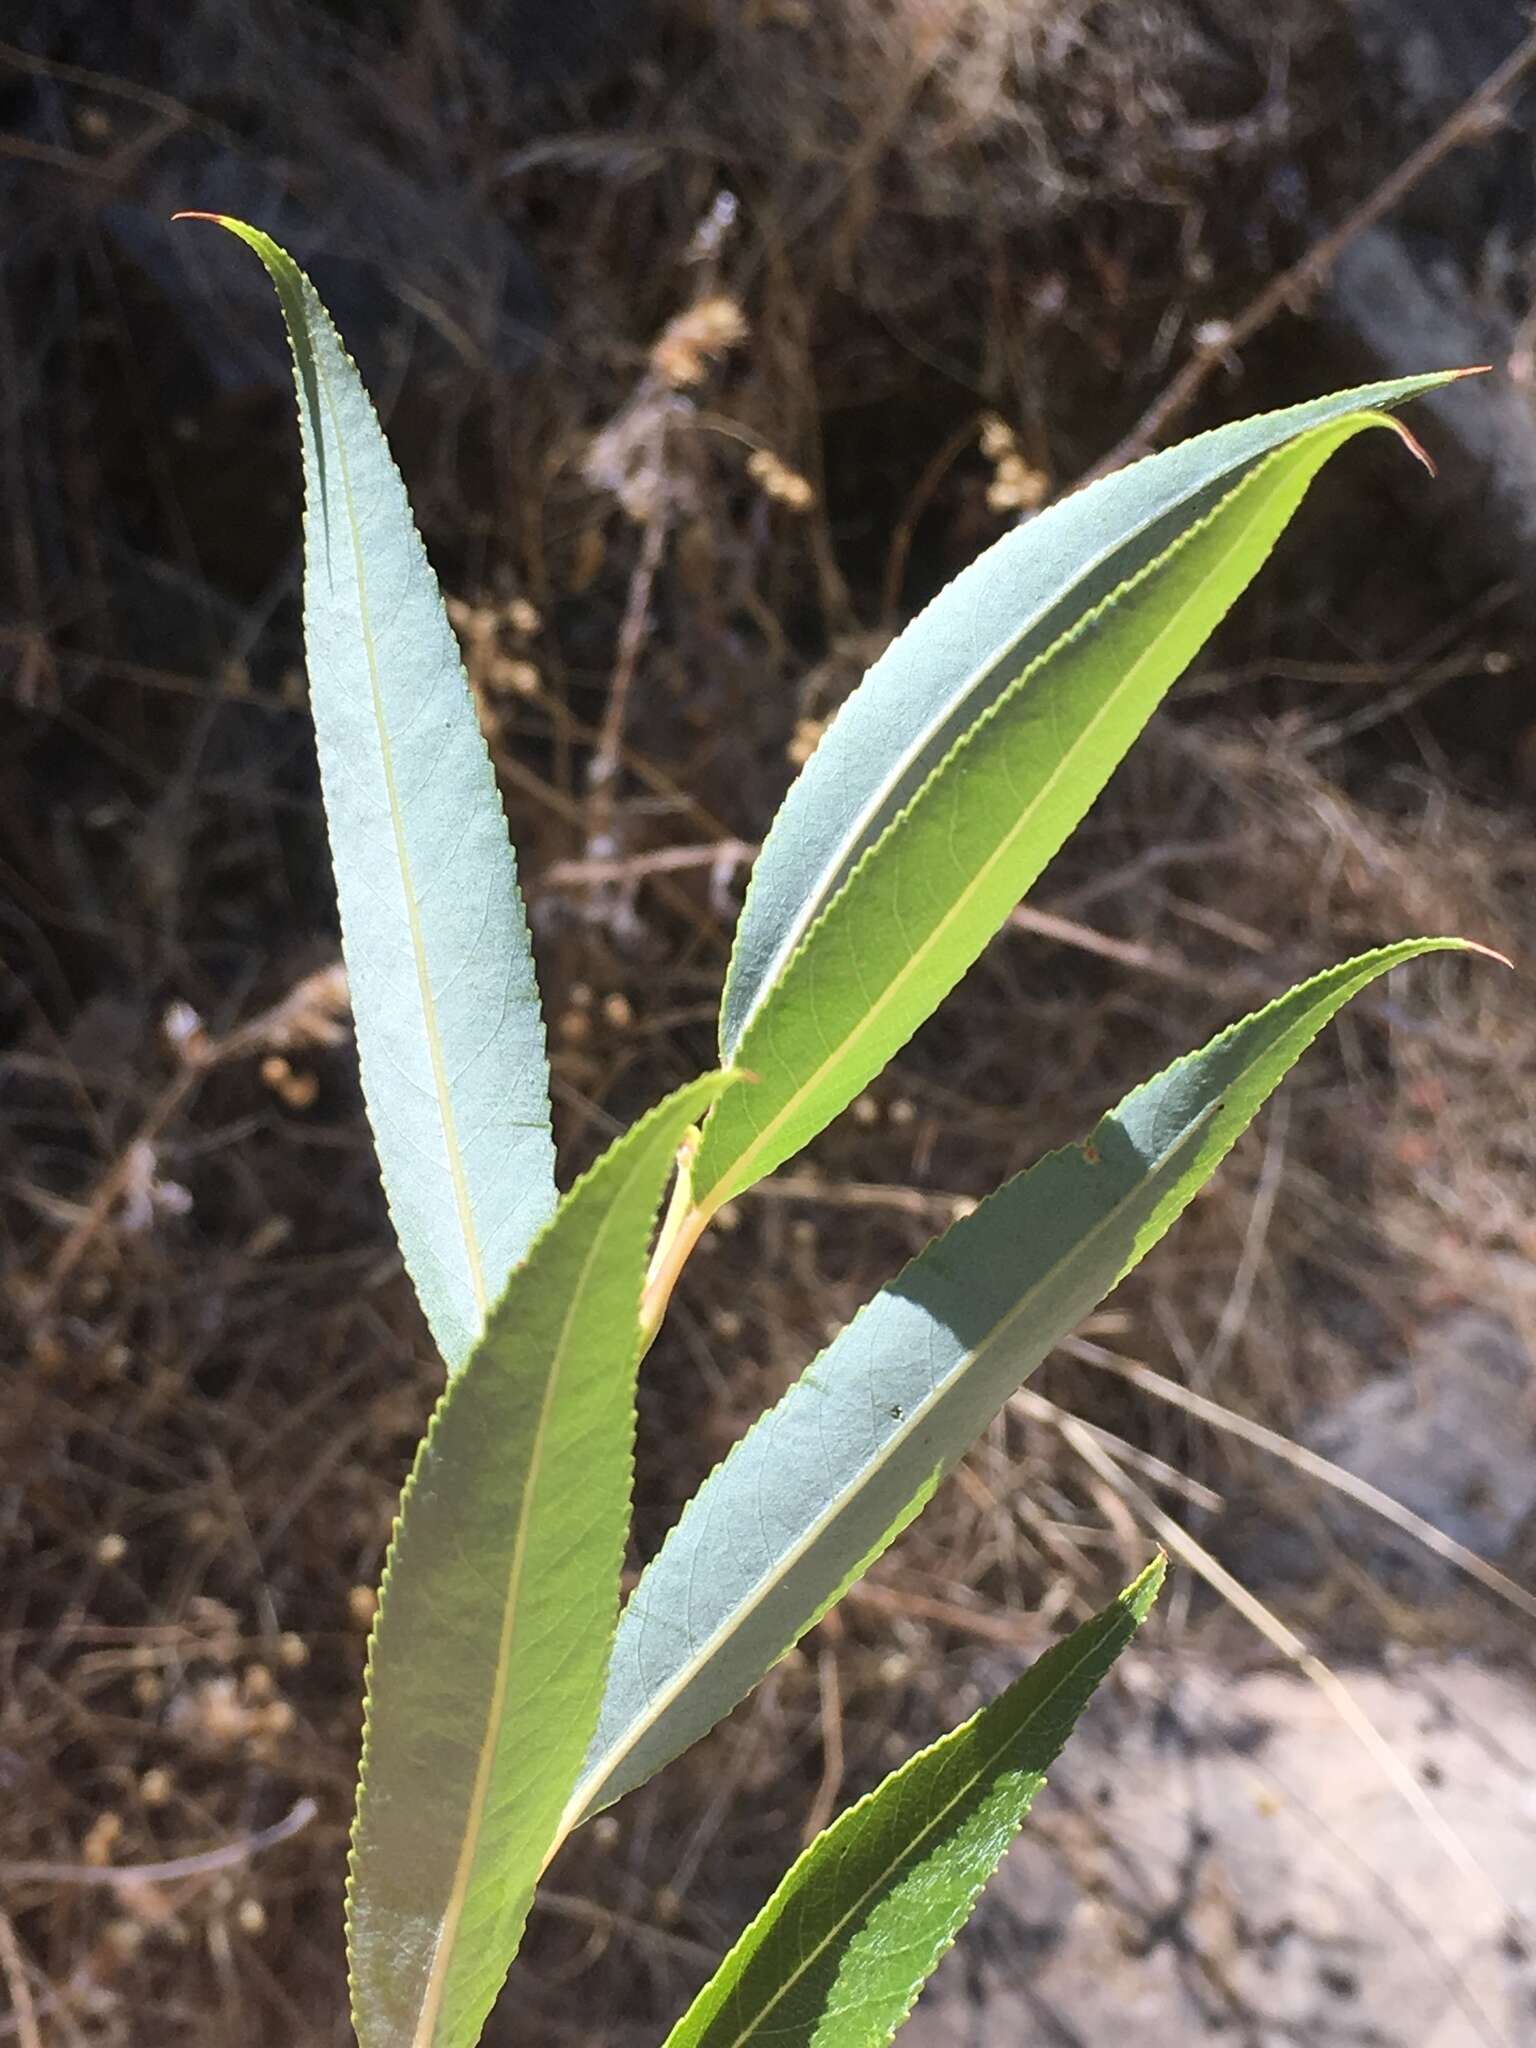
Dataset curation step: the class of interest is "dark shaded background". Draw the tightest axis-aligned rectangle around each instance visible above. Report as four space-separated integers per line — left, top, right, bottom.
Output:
4 4 1535 2043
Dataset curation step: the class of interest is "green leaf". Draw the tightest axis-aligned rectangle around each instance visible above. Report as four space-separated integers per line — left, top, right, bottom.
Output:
346 1072 734 2048
566 938 1470 1829
182 216 557 1370
719 374 1454 1064
699 386 1457 1211
664 1560 1164 2048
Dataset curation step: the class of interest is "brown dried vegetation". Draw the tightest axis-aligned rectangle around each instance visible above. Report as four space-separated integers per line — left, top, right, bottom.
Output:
4 3 1534 2042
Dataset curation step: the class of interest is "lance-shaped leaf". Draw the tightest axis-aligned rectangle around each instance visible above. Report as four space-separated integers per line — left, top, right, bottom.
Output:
719 373 1455 1063
698 389 1457 1212
565 938 1470 1831
347 1072 733 2048
180 216 557 1370
665 1560 1164 2048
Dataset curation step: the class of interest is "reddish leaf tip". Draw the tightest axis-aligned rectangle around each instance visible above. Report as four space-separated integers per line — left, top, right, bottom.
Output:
1382 413 1437 477
1460 937 1516 972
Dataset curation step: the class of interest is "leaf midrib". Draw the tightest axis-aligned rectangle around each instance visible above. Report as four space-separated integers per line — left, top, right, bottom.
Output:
408 1191 623 2045
565 1105 1208 1832
311 299 488 1326
692 1617 1124 2048
732 469 1248 1047
707 454 1293 1208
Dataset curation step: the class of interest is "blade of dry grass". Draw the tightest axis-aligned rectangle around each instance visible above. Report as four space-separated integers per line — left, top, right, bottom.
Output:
1062 1336 1536 1624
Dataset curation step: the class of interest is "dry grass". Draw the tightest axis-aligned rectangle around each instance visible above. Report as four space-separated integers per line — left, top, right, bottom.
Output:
4 1 1535 2041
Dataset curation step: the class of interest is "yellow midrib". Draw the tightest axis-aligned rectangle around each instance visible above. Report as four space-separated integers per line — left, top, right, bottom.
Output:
706 471 1278 1213
574 431 1360 1831
559 1097 1216 1837
314 321 488 1328
407 1187 618 2044
707 1623 1124 2048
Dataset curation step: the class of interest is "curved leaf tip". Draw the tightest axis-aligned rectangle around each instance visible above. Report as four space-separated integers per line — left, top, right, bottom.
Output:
697 400 1454 1212
180 212 561 1371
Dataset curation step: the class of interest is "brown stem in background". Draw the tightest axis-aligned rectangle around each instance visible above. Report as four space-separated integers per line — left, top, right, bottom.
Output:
0 1913 41 2048
0 1798 318 1889
31 964 349 1313
586 504 670 846
1084 26 1536 483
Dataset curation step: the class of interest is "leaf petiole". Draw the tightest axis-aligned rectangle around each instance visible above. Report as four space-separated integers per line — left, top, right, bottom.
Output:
640 1126 712 1338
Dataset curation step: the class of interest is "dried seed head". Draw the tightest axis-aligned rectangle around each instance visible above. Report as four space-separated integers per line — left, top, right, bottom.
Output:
241 1664 275 1704
654 1883 683 1925
249 963 351 1052
651 295 748 387
83 1811 122 1867
139 1768 172 1807
446 595 497 645
167 1675 258 1749
103 1919 147 1961
978 411 1016 461
978 412 1048 511
118 1139 191 1232
747 448 815 511
162 1000 211 1064
986 454 1049 513
485 656 540 698
260 1056 319 1110
787 716 825 767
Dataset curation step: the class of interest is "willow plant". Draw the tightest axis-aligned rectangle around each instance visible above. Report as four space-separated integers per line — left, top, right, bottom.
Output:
178 214 1476 2048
